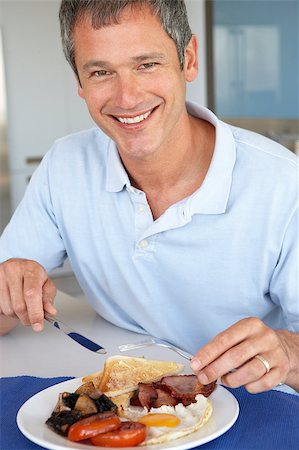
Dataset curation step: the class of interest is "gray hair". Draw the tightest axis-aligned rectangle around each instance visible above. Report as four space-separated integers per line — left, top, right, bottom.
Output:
59 0 192 78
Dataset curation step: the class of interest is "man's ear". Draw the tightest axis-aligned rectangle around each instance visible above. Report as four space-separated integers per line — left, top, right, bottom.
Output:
78 85 84 99
184 34 198 82
76 74 85 99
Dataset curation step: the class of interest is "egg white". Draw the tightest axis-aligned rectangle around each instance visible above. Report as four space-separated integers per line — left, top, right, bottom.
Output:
123 394 212 445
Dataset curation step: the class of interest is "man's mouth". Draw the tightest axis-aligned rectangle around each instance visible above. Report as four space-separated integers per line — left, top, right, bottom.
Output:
113 108 154 124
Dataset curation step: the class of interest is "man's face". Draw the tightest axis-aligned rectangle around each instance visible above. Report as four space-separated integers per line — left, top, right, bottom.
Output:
74 5 198 160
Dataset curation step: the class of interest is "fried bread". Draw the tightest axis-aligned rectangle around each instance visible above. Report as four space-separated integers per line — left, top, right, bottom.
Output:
93 355 184 396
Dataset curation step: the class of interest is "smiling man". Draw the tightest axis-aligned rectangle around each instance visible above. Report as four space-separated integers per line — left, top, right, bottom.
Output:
0 0 298 395
72 2 214 220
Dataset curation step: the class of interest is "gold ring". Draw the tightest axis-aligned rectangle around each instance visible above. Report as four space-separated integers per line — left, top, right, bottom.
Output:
255 354 271 374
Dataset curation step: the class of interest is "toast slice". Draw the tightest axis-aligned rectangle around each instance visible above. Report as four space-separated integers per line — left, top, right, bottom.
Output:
95 355 184 397
82 370 103 384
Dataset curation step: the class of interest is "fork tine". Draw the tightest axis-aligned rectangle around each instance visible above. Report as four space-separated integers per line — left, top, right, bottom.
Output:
118 341 156 351
118 339 192 360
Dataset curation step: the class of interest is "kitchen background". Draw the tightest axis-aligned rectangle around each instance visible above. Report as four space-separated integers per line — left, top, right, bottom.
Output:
0 0 298 295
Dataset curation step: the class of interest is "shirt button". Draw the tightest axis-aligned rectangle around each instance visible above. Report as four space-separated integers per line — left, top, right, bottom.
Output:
137 204 146 214
139 239 149 249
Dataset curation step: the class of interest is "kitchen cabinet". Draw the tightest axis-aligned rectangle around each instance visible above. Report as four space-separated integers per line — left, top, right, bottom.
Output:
209 0 299 150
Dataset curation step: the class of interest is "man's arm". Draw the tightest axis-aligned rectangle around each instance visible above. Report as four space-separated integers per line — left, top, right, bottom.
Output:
0 258 57 335
191 203 299 393
190 318 299 393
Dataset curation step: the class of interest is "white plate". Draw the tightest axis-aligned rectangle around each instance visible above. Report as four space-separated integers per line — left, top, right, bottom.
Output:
17 378 239 450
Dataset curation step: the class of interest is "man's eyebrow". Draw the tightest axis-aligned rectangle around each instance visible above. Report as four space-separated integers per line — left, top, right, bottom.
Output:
82 53 167 72
82 60 110 72
131 52 167 63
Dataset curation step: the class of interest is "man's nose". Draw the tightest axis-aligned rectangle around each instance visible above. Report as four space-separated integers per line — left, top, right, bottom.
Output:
113 73 142 110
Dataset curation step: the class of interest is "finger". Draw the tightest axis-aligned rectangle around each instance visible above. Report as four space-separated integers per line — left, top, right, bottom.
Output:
42 278 57 315
244 368 283 394
0 277 16 318
23 268 46 332
0 266 8 315
221 353 274 388
9 272 31 325
190 318 264 373
0 265 23 318
194 337 263 385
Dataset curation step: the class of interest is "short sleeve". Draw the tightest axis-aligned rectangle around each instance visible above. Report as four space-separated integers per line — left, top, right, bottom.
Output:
269 206 299 331
0 149 67 272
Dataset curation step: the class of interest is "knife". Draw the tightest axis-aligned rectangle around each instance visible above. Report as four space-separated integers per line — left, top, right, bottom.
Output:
44 313 107 354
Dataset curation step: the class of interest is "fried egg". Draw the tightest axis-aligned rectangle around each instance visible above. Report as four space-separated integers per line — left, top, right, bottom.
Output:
123 394 213 445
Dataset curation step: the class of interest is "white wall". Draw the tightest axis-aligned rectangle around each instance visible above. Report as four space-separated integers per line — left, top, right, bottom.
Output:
0 0 207 212
0 25 11 232
0 0 93 211
186 0 208 106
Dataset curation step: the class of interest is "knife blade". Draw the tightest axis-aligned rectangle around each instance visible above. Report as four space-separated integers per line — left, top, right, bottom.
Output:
44 313 107 354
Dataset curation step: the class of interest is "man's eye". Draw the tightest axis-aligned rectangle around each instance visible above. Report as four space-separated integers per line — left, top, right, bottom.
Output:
139 62 158 70
92 70 111 78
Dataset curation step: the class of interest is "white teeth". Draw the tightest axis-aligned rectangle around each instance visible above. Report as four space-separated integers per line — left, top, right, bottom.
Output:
116 110 152 124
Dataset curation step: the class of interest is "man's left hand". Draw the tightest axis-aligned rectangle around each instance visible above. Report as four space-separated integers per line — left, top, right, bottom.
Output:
190 317 299 393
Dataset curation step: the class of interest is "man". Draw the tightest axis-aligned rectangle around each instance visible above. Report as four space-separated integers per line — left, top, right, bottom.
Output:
0 0 298 394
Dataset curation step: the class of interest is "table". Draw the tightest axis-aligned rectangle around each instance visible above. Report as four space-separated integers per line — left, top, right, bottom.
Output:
1 291 298 449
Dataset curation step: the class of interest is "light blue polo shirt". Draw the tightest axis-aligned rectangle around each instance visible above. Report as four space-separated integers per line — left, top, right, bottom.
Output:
0 103 298 355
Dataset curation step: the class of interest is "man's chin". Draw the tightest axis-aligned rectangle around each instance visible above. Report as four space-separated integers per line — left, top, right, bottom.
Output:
118 146 160 161
92 119 162 159
114 136 162 159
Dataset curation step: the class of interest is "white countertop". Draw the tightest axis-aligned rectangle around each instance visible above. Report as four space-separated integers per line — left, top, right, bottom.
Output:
0 291 188 378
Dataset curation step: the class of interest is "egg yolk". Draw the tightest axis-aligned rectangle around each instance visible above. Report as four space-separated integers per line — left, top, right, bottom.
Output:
138 413 180 427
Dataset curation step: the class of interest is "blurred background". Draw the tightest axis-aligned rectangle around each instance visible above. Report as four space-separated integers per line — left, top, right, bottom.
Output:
0 0 298 291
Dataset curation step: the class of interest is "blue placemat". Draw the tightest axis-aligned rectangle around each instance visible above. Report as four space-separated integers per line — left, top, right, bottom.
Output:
1 376 72 450
1 376 298 450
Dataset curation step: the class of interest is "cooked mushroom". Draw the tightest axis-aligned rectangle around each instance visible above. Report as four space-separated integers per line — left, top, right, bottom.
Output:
53 393 71 414
95 393 117 413
46 410 81 436
74 394 98 415
61 392 79 409
53 392 80 413
75 381 103 399
46 387 118 436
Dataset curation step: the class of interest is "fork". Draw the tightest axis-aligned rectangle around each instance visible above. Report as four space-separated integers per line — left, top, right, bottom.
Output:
118 337 193 360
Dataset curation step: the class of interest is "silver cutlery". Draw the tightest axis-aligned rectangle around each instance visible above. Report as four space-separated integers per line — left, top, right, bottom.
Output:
119 337 193 360
45 313 107 354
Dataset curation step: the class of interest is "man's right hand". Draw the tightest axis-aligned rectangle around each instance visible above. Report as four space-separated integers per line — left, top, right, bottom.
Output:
0 258 57 334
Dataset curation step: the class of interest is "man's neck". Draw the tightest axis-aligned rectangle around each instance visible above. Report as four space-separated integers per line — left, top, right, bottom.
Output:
121 115 215 219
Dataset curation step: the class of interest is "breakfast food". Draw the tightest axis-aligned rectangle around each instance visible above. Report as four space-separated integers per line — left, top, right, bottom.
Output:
46 355 216 447
118 372 215 445
87 355 185 396
85 355 185 415
46 383 118 435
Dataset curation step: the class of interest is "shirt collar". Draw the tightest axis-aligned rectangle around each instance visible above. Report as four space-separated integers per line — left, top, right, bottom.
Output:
106 139 131 192
106 102 236 215
185 101 236 215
